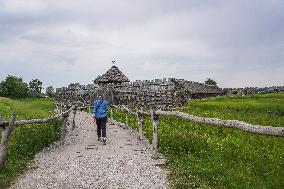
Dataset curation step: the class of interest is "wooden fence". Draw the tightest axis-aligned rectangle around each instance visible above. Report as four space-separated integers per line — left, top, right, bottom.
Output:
111 105 284 159
0 106 77 170
3 101 281 167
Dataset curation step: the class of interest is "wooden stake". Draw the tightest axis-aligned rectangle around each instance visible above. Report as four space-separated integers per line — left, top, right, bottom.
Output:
110 108 114 120
60 113 68 145
72 107 76 130
125 110 129 129
151 110 159 159
0 114 16 170
137 110 144 140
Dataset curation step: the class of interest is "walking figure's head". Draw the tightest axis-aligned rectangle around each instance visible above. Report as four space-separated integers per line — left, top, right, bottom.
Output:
96 91 103 99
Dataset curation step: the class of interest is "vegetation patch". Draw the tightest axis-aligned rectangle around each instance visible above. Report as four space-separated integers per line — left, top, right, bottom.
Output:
0 98 61 188
112 93 284 188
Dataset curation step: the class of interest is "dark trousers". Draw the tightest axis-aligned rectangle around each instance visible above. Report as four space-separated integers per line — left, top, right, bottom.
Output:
96 117 107 138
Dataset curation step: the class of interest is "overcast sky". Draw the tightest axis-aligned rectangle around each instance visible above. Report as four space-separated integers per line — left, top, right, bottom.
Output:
0 0 283 89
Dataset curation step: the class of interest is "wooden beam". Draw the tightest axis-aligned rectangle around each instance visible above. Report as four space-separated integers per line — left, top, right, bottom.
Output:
137 110 144 140
151 110 159 159
0 106 74 126
125 110 129 129
71 108 76 130
60 113 69 145
0 114 16 170
155 110 284 137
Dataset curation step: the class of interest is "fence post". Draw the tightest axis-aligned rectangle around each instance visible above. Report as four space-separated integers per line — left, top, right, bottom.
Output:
0 115 3 126
60 113 68 145
0 114 16 170
137 110 144 140
88 103 91 113
150 110 159 159
125 109 129 129
71 106 76 130
109 107 115 125
110 107 113 120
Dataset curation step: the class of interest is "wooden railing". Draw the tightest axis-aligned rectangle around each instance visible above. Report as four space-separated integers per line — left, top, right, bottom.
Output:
111 105 284 159
0 106 77 170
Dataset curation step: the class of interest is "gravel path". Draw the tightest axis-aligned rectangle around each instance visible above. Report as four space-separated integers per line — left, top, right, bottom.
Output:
9 111 168 189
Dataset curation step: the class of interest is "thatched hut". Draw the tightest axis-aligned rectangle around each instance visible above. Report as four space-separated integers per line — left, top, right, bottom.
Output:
96 65 130 105
97 65 130 85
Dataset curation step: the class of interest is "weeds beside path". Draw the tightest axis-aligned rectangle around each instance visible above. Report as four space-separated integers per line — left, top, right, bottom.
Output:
0 98 61 188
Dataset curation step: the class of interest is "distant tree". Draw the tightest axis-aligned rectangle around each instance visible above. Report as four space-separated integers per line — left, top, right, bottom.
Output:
0 75 29 98
205 78 217 86
46 86 55 97
29 79 43 97
93 75 101 84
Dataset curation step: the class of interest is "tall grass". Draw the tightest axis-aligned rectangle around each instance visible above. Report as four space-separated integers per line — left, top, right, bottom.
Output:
181 93 284 127
112 93 284 188
0 98 61 188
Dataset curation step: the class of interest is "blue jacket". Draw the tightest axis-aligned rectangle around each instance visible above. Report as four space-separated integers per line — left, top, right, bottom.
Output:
93 99 108 118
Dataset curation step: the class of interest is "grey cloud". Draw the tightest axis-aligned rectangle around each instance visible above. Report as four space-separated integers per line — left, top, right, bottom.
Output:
0 0 283 88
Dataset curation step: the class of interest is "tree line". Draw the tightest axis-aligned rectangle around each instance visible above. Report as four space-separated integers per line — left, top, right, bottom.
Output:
0 75 55 99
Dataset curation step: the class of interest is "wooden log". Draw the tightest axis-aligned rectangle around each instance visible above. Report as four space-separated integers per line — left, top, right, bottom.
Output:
151 110 159 159
109 107 115 125
110 108 114 120
1 106 74 126
125 110 129 129
71 108 76 130
138 109 151 116
0 116 3 126
137 110 144 140
88 103 91 113
60 113 69 145
155 110 284 137
0 114 16 170
0 115 8 128
121 105 130 113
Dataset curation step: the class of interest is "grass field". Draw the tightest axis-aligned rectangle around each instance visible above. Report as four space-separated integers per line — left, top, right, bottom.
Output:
181 93 284 127
112 93 284 189
0 97 61 188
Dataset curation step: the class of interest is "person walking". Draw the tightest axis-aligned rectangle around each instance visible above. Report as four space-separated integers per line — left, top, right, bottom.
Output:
93 92 108 145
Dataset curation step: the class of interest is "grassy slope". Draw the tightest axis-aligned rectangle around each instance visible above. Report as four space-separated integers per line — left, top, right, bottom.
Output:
181 93 284 127
0 98 61 188
112 93 284 189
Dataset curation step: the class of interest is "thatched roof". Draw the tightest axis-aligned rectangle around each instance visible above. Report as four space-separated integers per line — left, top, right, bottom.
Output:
97 65 130 84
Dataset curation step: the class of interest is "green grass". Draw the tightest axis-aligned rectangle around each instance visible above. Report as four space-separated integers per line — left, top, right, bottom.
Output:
112 93 284 189
181 93 284 127
0 97 61 188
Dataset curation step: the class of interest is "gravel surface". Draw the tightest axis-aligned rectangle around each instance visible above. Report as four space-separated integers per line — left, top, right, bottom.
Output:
9 111 168 189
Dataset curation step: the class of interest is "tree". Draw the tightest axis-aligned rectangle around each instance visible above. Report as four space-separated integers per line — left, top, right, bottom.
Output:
93 75 101 84
205 78 217 86
46 86 55 97
0 75 29 98
29 79 43 97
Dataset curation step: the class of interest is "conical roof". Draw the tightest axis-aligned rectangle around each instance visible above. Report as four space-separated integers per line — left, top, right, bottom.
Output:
97 65 130 84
